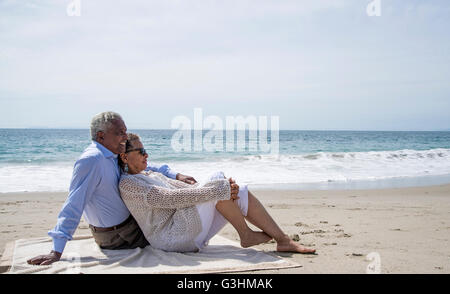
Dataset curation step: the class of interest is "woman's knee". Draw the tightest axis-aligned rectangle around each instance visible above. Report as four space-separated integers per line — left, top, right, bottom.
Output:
216 199 232 206
209 171 226 181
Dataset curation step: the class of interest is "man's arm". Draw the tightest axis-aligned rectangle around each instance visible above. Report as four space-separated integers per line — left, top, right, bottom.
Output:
145 164 177 179
27 157 100 265
175 173 197 184
146 164 197 184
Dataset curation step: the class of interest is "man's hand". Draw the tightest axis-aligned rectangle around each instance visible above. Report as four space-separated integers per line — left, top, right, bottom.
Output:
176 173 197 185
27 251 62 266
228 177 240 201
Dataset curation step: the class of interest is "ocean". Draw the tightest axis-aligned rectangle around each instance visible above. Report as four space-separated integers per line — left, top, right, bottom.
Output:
1 129 450 193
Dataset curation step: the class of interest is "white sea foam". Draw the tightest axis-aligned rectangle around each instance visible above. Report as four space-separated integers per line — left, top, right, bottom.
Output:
0 148 449 193
160 148 450 188
0 164 74 193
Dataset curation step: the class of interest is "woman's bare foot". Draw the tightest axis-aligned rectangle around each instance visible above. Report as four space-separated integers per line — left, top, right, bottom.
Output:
276 235 316 254
240 231 273 248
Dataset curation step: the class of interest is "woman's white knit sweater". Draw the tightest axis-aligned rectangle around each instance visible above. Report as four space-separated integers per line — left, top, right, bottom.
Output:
119 171 231 252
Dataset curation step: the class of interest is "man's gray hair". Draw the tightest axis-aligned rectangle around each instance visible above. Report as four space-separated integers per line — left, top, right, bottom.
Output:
90 111 123 141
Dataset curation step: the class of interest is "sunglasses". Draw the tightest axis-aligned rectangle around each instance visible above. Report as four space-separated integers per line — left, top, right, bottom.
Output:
126 148 148 156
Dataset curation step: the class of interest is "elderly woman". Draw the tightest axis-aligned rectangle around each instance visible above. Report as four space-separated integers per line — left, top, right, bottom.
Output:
118 133 316 254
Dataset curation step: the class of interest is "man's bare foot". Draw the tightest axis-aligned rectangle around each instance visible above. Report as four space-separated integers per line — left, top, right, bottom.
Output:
240 231 273 248
276 236 316 254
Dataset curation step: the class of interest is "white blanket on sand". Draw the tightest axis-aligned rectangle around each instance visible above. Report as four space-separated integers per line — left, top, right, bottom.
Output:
1 235 300 274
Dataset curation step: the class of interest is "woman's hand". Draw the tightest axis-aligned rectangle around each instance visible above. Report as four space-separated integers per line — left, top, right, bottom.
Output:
228 177 240 201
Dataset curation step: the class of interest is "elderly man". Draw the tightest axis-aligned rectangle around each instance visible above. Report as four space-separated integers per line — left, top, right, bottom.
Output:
27 111 196 265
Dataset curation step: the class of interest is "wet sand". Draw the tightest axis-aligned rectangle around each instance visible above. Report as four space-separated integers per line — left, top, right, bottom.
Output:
1 184 449 273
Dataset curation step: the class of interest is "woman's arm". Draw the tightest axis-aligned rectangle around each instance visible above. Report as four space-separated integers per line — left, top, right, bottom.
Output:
119 176 231 209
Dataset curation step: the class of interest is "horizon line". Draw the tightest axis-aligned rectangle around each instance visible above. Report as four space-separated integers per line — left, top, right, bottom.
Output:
0 127 449 132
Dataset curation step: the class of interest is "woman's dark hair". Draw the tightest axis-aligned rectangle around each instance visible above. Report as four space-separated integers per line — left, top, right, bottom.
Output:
118 133 141 172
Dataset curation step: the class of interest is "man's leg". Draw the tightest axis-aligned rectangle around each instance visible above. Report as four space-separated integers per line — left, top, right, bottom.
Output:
90 217 149 250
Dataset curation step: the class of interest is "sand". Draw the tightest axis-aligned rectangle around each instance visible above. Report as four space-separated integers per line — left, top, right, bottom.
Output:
1 184 449 274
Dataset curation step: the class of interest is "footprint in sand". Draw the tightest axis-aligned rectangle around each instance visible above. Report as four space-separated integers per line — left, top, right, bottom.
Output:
300 229 327 235
338 233 352 238
300 242 315 247
290 234 300 241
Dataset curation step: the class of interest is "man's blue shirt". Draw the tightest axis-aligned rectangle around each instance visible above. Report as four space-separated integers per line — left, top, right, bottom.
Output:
48 141 178 253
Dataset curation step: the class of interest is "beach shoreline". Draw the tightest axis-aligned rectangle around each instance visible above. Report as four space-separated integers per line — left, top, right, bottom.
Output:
1 184 449 274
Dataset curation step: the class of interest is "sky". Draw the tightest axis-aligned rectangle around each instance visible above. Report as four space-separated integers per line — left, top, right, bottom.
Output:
0 0 449 131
